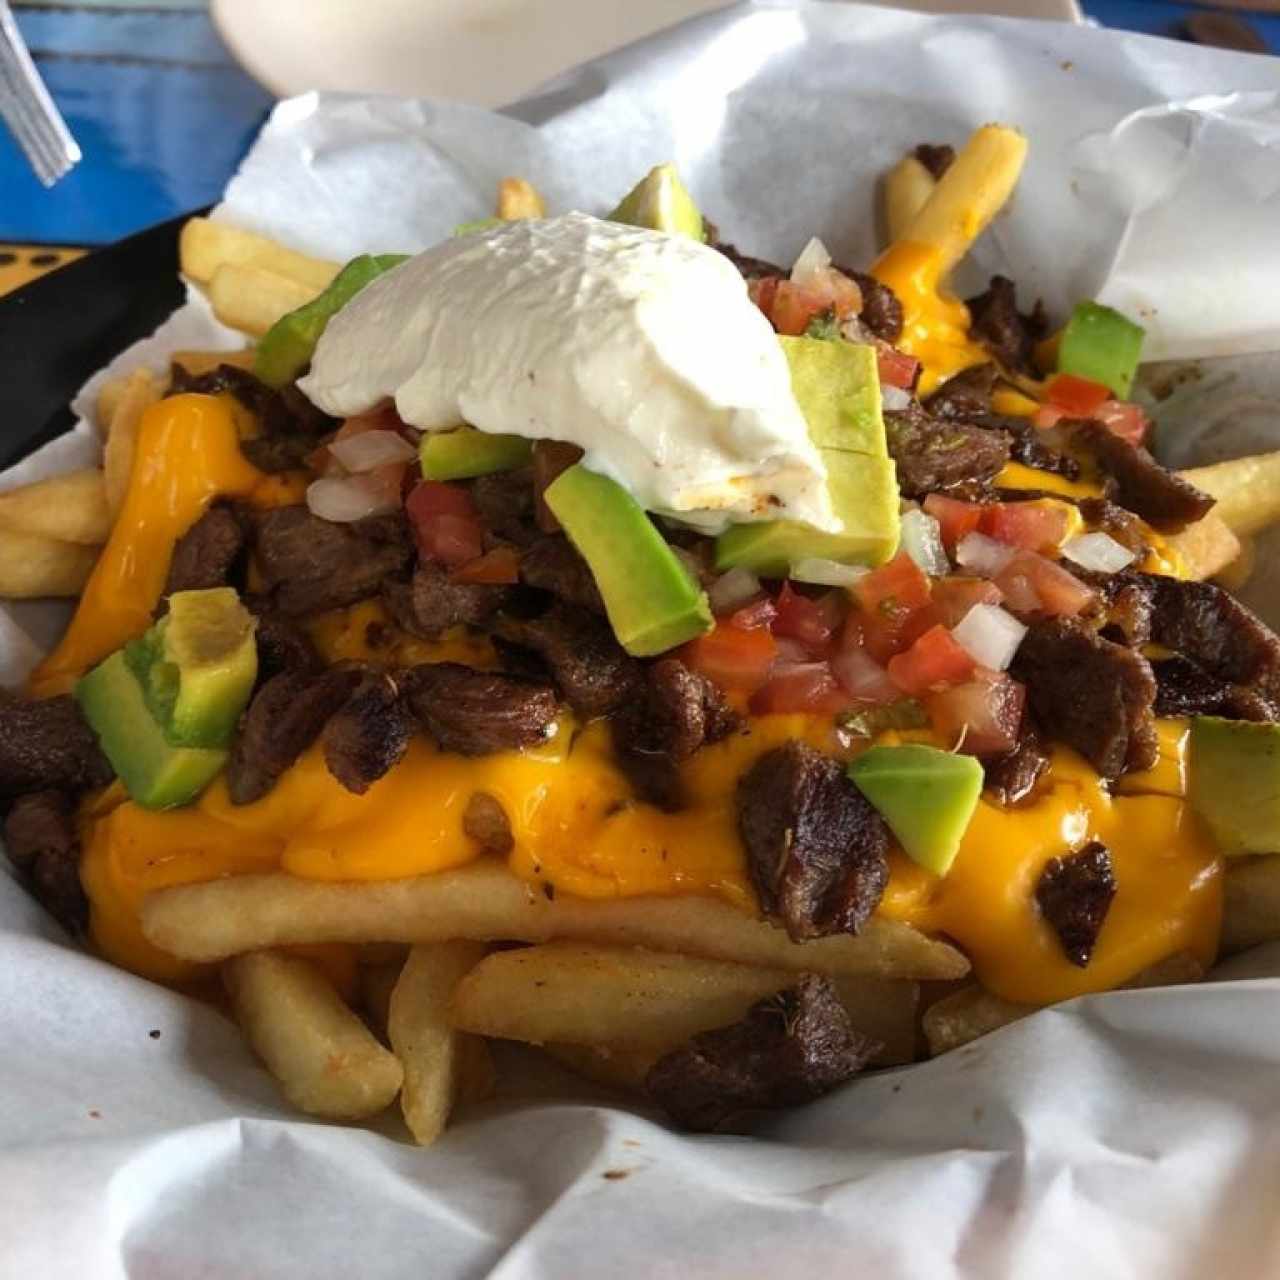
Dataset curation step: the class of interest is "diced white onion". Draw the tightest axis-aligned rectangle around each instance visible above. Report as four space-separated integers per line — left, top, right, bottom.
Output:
328 429 416 473
707 566 762 614
881 385 911 411
951 603 1028 672
830 644 899 702
790 236 832 285
899 509 950 577
306 475 397 523
1061 531 1137 574
956 531 1018 577
790 557 869 587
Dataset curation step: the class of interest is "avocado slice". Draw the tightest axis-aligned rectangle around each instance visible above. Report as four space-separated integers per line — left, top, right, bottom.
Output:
420 427 533 481
543 464 712 657
1057 301 1145 399
1189 716 1280 855
254 252 409 388
777 337 886 457
607 163 704 240
849 744 984 876
77 649 230 810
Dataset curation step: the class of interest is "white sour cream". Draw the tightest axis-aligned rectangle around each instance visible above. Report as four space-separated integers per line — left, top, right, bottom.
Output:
299 212 835 533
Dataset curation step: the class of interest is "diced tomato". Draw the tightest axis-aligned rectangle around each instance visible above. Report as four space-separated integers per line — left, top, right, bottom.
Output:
727 595 778 631
681 623 778 694
748 275 780 318
406 480 484 566
993 551 1096 619
886 624 976 697
749 663 852 716
1045 372 1111 417
923 493 985 550
930 577 1004 627
876 345 920 391
1032 404 1068 431
1093 399 1149 448
771 583 837 656
770 280 829 336
926 668 1026 756
853 551 932 620
450 546 520 585
979 501 1070 553
829 641 900 704
406 480 477 520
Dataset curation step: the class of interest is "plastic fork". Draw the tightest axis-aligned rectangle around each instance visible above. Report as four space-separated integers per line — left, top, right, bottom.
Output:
0 0 79 186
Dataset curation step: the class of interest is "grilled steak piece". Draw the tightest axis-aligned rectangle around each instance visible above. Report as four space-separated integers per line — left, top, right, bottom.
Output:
1148 655 1274 720
611 658 739 811
984 716 1051 806
924 363 998 420
462 792 514 855
383 561 512 640
1011 618 1159 779
519 535 605 613
1002 418 1081 480
712 241 786 280
162 504 247 598
532 441 584 534
252 505 412 617
914 142 956 179
1035 841 1116 967
1077 569 1154 648
322 669 414 794
1072 421 1215 533
226 665 362 805
0 693 113 800
1077 498 1148 554
738 741 889 941
495 602 641 720
965 275 1048 377
645 975 878 1131
883 400 1010 499
244 598 320 681
470 467 540 547
848 272 904 343
4 791 87 934
406 662 559 756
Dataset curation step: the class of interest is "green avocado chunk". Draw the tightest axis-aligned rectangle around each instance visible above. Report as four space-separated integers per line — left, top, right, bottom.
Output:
543 464 712 657
420 427 534 481
776 337 886 457
1057 301 1145 399
607 163 704 240
1189 716 1280 855
848 744 984 877
254 252 409 388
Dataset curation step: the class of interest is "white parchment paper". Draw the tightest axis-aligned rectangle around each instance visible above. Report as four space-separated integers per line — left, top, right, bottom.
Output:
5 4 1280 1274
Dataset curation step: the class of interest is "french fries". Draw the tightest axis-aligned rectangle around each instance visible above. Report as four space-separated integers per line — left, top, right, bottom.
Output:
179 216 340 292
544 1042 663 1093
496 177 546 220
0 470 110 545
1164 511 1242 582
1181 451 1280 538
0 529 99 598
224 950 403 1119
389 942 492 1144
1213 535 1255 592
1222 855 1280 955
883 154 937 245
141 861 970 980
103 368 160 517
208 263 320 339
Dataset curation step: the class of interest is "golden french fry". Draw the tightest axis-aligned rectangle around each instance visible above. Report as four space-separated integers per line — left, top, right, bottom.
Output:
883 154 937 246
179 216 340 292
496 177 546 220
141 861 970 980
1164 511 1241 582
359 962 403 1038
897 124 1028 279
224 950 403 1119
95 376 128 435
1222 855 1280 955
208 263 319 339
0 528 99 598
1181 452 1280 538
168 348 257 382
388 941 489 1145
0 470 111 545
1214 535 1256 592
544 1042 662 1094
103 368 160 518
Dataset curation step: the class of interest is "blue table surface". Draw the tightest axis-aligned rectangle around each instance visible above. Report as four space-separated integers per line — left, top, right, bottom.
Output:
2 1 1277 246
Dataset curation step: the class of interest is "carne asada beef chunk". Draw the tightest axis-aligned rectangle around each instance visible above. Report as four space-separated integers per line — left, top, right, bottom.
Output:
406 662 559 756
965 275 1048 377
845 271 904 343
519 535 605 613
462 791 514 855
914 143 956 179
1011 618 1159 779
645 974 878 1132
532 441 585 533
322 668 414 794
883 400 1011 499
226 665 363 805
984 716 1051 806
470 467 540 547
711 241 785 280
0 693 113 800
1071 420 1215 533
1076 497 1148 553
252 505 412 617
1150 655 1274 721
243 597 320 681
612 659 739 811
738 741 889 941
495 602 642 720
384 560 512 639
1075 568 1154 648
924 363 998 420
1002 418 1081 480
162 504 247 599
3 790 87 934
1035 841 1116 967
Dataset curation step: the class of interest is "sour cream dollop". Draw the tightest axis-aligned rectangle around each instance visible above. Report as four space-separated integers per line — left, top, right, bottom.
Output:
299 212 835 533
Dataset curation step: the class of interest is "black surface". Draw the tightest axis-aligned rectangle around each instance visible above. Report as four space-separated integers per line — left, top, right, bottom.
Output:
0 212 195 472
